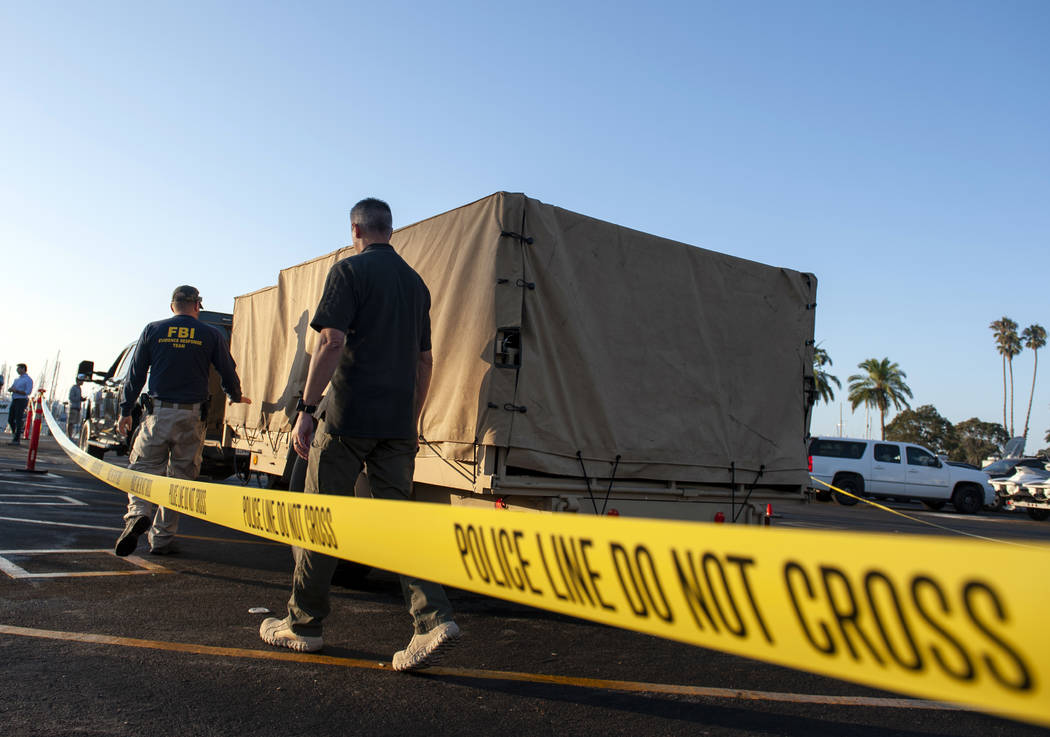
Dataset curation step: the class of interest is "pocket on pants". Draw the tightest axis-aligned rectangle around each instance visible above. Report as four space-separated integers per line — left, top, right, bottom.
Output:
310 423 333 451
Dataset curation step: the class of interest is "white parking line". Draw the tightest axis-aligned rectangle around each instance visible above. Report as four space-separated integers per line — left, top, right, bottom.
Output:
0 471 66 480
0 494 87 506
0 480 118 494
0 549 170 578
776 520 836 529
0 516 119 532
921 512 1036 524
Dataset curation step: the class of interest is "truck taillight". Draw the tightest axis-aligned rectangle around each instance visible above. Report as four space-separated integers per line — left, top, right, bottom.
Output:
807 455 812 472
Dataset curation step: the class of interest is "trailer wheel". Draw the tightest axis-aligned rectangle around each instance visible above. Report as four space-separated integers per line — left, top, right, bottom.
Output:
261 473 289 490
922 500 946 511
235 455 252 485
951 484 982 515
1026 508 1050 521
331 561 373 589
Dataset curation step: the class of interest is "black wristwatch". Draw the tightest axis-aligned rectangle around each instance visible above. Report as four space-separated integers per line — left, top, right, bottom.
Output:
295 398 318 415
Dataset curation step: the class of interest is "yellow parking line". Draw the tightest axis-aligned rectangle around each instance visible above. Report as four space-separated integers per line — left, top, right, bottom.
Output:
0 624 962 711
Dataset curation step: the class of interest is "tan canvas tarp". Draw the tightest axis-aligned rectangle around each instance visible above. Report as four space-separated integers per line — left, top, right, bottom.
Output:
229 192 816 487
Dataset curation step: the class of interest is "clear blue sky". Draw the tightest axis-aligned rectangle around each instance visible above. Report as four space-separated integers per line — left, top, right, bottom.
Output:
2 1 1047 450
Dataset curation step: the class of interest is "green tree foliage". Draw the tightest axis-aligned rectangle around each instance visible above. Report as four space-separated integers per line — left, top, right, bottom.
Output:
990 316 1022 436
813 344 840 404
884 405 957 455
883 409 1011 466
847 357 913 440
953 418 1009 467
1021 324 1046 444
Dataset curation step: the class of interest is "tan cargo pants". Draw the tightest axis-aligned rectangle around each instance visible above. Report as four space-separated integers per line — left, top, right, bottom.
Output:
124 405 206 549
286 419 455 637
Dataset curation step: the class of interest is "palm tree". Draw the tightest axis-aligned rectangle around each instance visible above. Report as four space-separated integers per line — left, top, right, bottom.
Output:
847 357 913 440
990 317 1021 435
813 344 841 404
1004 325 1023 436
1021 324 1047 444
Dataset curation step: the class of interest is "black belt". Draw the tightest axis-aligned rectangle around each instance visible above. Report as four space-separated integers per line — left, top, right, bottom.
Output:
157 401 202 410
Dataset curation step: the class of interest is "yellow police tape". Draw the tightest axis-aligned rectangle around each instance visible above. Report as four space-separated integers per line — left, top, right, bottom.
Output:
42 407 1050 726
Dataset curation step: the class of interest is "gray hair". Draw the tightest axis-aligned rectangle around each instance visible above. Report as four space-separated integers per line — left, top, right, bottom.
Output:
350 198 393 235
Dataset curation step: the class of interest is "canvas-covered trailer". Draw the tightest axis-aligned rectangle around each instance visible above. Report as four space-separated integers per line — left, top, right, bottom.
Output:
223 192 818 522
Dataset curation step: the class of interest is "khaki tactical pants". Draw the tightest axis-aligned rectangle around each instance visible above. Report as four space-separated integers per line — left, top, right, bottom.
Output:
124 405 206 549
287 419 455 636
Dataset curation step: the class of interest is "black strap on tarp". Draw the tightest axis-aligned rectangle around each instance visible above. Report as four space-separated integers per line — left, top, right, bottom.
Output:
500 230 534 245
576 451 621 515
732 465 766 523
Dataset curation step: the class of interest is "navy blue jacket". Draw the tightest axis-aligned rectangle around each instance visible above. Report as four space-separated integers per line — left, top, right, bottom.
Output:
121 314 242 415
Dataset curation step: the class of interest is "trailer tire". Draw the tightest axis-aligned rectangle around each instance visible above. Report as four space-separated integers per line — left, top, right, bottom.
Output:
922 499 946 511
261 473 288 490
331 561 373 589
235 455 252 485
1026 508 1050 521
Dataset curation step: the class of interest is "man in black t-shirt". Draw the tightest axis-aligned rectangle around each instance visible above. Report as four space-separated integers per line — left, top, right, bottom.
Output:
259 198 460 670
113 285 250 557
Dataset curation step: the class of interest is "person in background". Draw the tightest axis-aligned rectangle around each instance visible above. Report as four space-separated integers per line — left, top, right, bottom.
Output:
113 286 250 556
7 364 33 445
67 374 87 439
258 197 459 671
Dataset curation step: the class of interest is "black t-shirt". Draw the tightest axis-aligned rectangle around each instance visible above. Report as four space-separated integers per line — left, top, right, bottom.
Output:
121 314 242 414
311 244 431 438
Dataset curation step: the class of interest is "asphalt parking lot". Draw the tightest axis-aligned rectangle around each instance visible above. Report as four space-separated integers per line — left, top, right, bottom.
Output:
2 430 1048 737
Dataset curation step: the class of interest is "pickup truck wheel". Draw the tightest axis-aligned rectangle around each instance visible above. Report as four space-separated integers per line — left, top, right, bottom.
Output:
922 500 946 511
79 421 105 460
833 477 861 506
1026 508 1050 521
951 484 982 514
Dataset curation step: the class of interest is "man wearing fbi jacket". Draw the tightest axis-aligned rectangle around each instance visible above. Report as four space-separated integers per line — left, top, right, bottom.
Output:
113 285 251 556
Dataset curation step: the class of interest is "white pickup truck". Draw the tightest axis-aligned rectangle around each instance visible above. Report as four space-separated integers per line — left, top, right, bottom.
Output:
808 436 995 514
